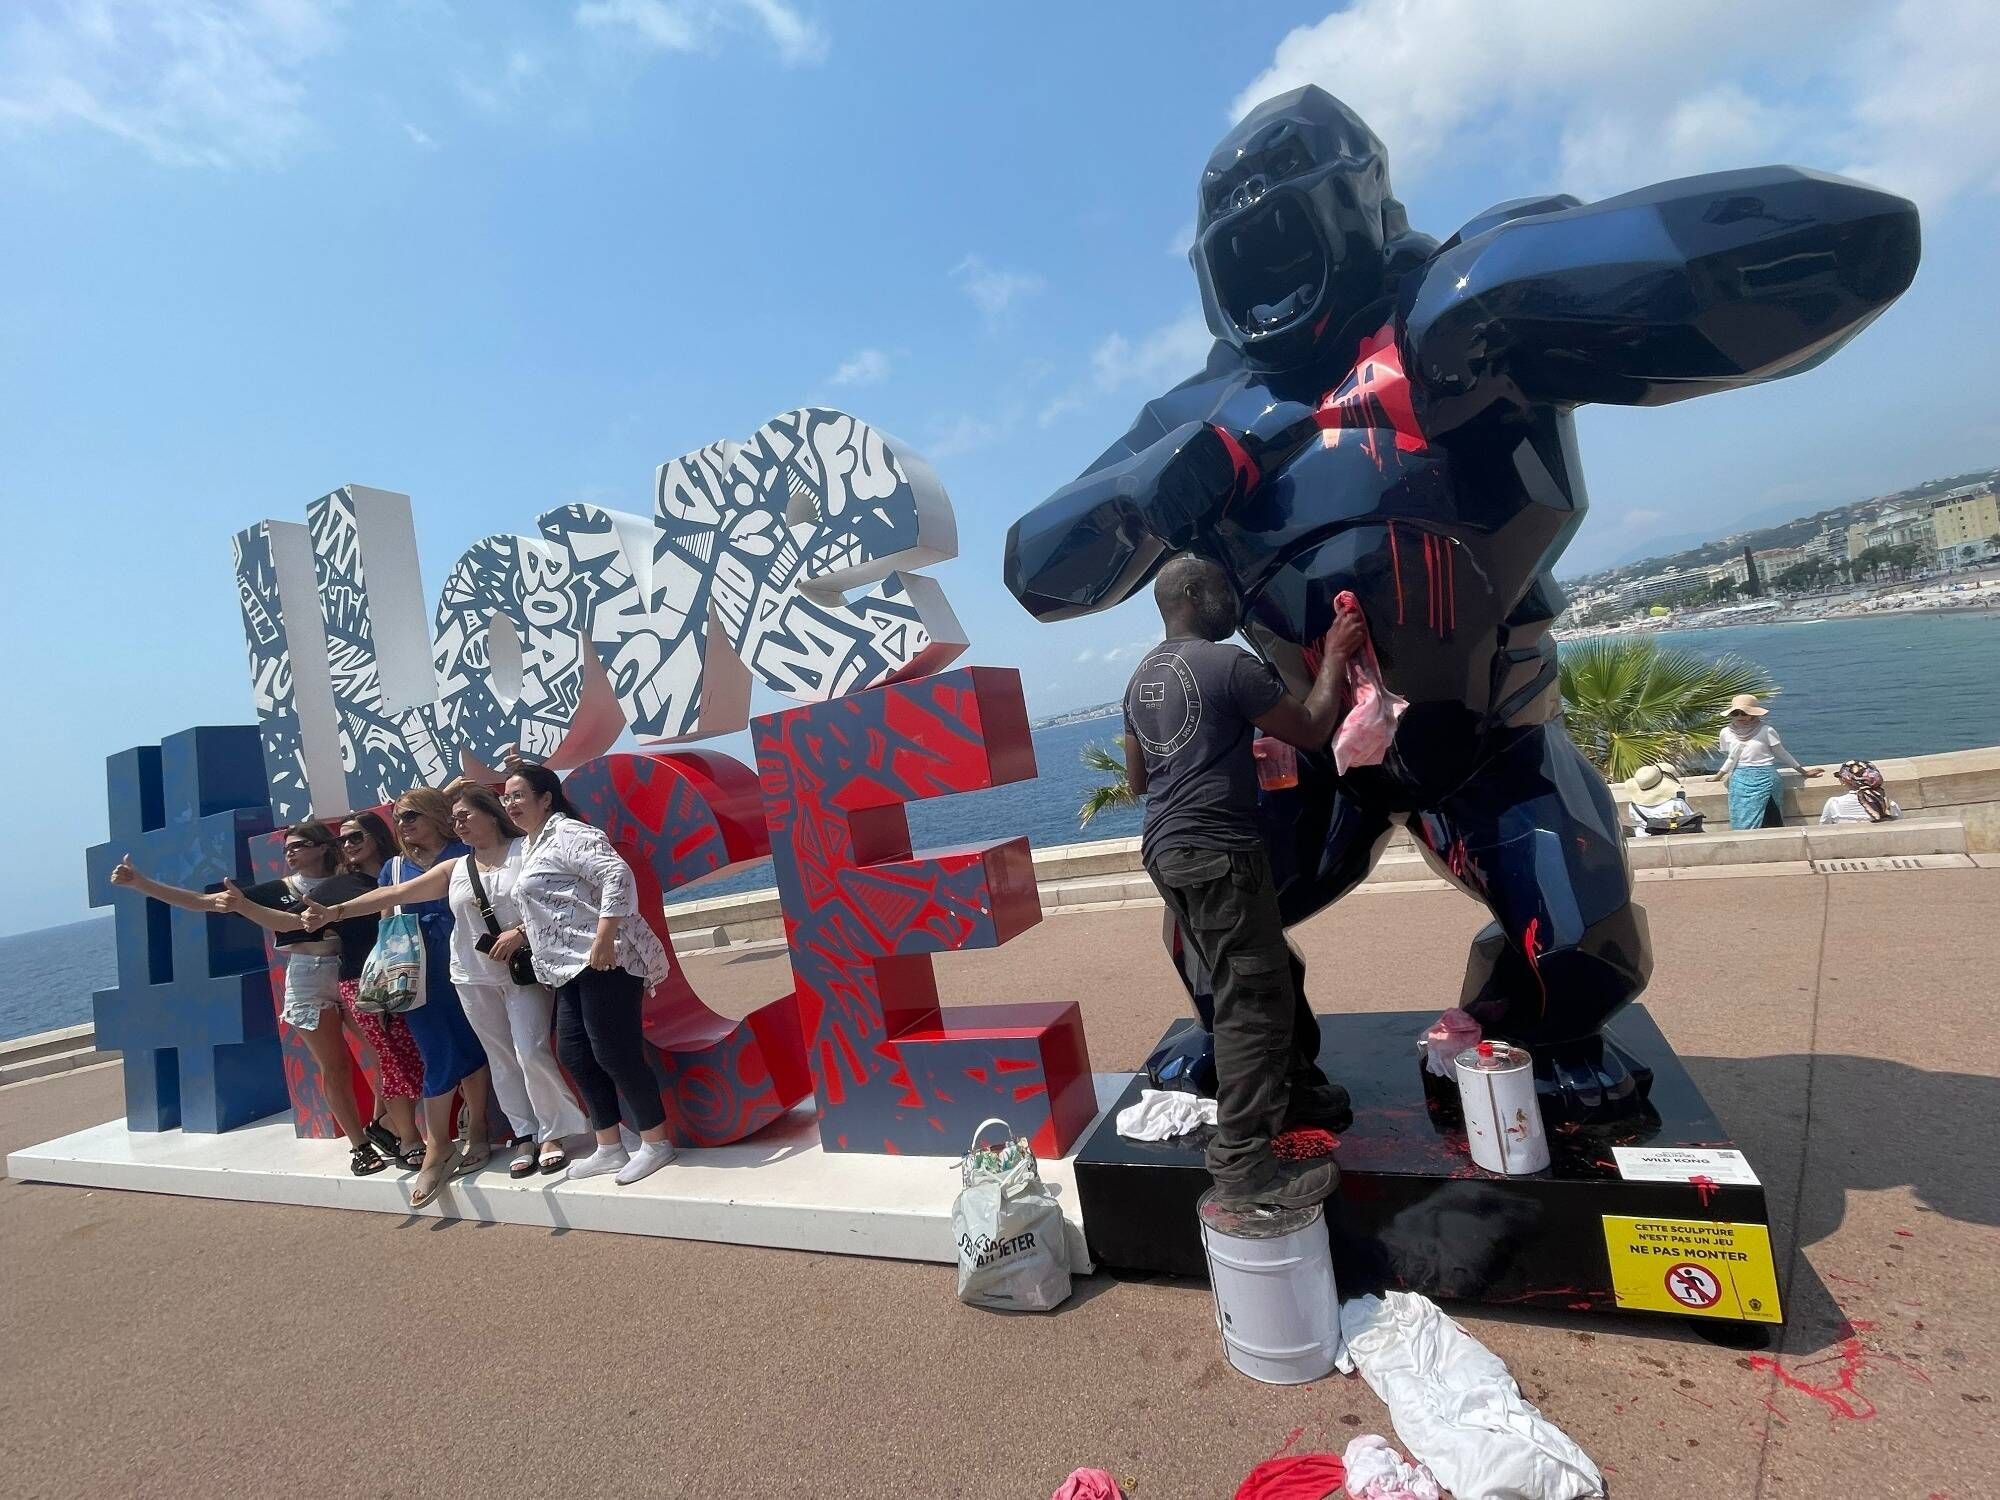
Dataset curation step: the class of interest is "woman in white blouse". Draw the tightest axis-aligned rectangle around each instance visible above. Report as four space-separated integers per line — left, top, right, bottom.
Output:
494 765 678 1186
1715 693 1823 829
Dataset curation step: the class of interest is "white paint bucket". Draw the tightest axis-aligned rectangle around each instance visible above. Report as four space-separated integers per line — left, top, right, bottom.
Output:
1197 1190 1341 1384
1454 1040 1550 1175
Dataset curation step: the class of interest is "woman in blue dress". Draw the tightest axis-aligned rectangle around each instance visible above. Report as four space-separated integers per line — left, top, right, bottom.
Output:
368 787 493 1205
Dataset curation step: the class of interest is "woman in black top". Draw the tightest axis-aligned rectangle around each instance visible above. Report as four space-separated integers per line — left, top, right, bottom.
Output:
112 820 389 1175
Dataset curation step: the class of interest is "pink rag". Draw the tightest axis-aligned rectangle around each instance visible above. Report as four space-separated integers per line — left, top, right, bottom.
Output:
1234 1453 1347 1500
1420 1008 1482 1078
1051 1468 1124 1500
1329 591 1406 773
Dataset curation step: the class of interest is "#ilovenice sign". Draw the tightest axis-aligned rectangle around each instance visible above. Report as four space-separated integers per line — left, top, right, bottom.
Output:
87 409 1095 1158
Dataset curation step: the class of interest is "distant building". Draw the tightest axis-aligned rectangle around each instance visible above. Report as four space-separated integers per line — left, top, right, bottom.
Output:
1849 510 1937 562
1803 529 1850 563
1712 544 1809 588
1931 490 2000 554
1614 569 1707 611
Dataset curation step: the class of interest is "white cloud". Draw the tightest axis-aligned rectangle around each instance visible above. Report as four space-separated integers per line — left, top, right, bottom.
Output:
1040 308 1213 427
1167 221 1195 258
1231 0 2000 211
402 121 437 150
455 45 541 115
953 254 1045 324
575 0 827 67
829 347 890 387
924 412 1006 460
0 0 341 169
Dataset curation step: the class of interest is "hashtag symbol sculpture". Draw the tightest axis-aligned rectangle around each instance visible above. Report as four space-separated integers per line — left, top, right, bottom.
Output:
83 726 289 1132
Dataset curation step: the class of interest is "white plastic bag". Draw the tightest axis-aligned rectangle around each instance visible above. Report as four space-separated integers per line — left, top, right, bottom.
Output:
952 1117 1072 1312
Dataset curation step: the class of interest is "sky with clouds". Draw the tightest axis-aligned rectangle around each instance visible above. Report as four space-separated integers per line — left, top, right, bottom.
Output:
2 0 1996 932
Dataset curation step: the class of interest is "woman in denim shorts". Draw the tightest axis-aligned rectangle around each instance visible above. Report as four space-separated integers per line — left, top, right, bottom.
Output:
112 821 393 1175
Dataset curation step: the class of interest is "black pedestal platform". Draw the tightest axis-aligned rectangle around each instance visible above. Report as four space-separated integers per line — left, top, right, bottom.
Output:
1076 1006 1783 1325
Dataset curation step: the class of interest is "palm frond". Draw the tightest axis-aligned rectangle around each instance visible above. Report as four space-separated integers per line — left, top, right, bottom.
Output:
1558 635 1777 781
1077 736 1137 828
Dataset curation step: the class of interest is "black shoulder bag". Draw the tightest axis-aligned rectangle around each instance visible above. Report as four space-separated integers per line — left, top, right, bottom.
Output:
465 854 537 986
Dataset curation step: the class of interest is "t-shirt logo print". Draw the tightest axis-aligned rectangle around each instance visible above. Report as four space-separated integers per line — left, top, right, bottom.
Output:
1130 651 1203 757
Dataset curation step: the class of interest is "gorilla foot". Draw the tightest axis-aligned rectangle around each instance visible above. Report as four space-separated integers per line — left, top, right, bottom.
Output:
1533 1033 1656 1127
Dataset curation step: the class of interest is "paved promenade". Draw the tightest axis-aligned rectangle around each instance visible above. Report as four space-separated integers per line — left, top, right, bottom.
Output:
5 867 1996 1498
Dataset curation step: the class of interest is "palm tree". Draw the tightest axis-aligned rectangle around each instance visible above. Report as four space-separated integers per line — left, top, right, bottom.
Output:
1078 737 1138 829
1558 636 1777 781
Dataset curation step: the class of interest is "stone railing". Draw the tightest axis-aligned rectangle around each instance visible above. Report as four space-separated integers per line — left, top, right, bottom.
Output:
657 744 1999 946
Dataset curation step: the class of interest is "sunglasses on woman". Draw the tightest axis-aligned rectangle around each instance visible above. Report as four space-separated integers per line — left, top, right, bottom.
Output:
338 831 368 847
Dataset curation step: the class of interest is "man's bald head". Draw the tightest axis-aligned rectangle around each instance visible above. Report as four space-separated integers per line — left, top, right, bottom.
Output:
1154 553 1241 641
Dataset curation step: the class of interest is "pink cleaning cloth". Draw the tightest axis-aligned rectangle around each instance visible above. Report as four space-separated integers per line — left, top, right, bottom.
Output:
1329 590 1406 773
1421 1008 1483 1079
1052 1468 1125 1500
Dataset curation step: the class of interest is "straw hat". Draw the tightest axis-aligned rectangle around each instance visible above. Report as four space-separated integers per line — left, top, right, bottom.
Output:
1631 763 1685 799
1722 693 1769 719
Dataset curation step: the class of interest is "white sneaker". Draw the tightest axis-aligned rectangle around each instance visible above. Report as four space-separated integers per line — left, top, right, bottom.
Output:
565 1145 630 1182
614 1139 677 1185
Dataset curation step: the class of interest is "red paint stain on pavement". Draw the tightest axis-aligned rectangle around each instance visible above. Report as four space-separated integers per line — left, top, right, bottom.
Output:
1270 1426 1305 1459
1747 1319 1930 1423
1895 1228 1915 1238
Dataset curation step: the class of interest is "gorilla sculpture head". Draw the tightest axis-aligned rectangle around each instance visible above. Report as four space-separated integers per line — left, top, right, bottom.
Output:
1192 85 1434 374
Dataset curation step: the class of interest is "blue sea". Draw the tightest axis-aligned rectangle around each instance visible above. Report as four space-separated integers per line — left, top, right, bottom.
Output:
7 610 1998 1042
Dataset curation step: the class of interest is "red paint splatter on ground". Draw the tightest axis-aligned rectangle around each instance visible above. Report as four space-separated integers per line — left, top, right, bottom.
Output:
1273 1128 1340 1161
1689 1173 1719 1209
1671 1385 1716 1411
1270 1426 1305 1459
1895 1228 1915 1238
1822 1271 1871 1289
1748 1319 1930 1423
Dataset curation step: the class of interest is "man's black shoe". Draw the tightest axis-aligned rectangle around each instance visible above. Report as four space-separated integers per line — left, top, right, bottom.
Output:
1282 1081 1353 1135
1208 1155 1340 1213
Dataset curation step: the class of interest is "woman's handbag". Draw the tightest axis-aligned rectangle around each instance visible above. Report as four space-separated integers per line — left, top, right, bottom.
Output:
465 853 537 987
951 1117 1072 1312
354 858 429 1016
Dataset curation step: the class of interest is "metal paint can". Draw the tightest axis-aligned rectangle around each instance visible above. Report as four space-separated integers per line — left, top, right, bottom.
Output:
1454 1040 1550 1175
1197 1190 1341 1384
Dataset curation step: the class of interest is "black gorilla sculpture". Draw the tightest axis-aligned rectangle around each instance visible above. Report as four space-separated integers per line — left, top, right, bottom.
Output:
1004 87 1919 1120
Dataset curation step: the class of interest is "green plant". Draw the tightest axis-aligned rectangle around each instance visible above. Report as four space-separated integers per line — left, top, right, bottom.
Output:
1558 636 1777 780
1078 737 1137 829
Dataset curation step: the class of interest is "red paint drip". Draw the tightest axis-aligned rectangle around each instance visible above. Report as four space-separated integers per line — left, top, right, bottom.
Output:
1747 1319 1928 1424
1387 522 1406 624
1690 1173 1720 1210
1210 423 1260 502
1522 916 1548 1019
1444 537 1456 634
1270 1425 1306 1459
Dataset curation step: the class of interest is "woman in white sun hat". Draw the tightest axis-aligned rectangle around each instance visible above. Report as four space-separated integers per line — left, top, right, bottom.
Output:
1627 763 1702 836
1715 693 1822 829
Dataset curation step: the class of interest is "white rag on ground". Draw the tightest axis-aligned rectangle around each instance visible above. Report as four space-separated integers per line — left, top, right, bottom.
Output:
1343 1433 1441 1500
1114 1088 1218 1141
1335 1292 1604 1500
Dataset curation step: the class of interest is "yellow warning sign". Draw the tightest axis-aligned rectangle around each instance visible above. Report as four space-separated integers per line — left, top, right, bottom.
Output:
1600 1216 1783 1323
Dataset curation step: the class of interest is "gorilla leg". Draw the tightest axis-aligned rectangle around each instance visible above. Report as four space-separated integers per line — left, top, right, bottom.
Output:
1417 724 1655 1120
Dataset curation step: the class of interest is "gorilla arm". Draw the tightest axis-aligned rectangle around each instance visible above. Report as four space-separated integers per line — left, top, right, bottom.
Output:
1401 166 1920 429
1003 348 1259 621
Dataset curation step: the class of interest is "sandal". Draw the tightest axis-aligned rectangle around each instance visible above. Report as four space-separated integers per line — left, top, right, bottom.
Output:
539 1141 569 1175
364 1118 401 1158
508 1142 538 1179
410 1144 459 1207
350 1143 387 1176
396 1139 426 1170
453 1134 492 1178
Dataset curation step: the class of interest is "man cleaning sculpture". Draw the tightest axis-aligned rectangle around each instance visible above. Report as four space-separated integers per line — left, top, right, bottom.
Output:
1008 84 1919 1122
1124 554 1365 1210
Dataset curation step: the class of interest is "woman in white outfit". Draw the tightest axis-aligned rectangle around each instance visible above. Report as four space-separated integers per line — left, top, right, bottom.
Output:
1715 693 1823 829
444 784 590 1176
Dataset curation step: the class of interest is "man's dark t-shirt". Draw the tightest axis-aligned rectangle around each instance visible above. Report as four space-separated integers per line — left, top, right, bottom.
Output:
241 872 380 982
1124 637 1285 863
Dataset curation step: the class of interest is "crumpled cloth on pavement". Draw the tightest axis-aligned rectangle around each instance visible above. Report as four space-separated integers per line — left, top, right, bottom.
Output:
1115 1087 1219 1141
1336 1292 1604 1500
1051 1467 1124 1500
1343 1433 1441 1500
1420 1009 1481 1079
1234 1452 1347 1500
